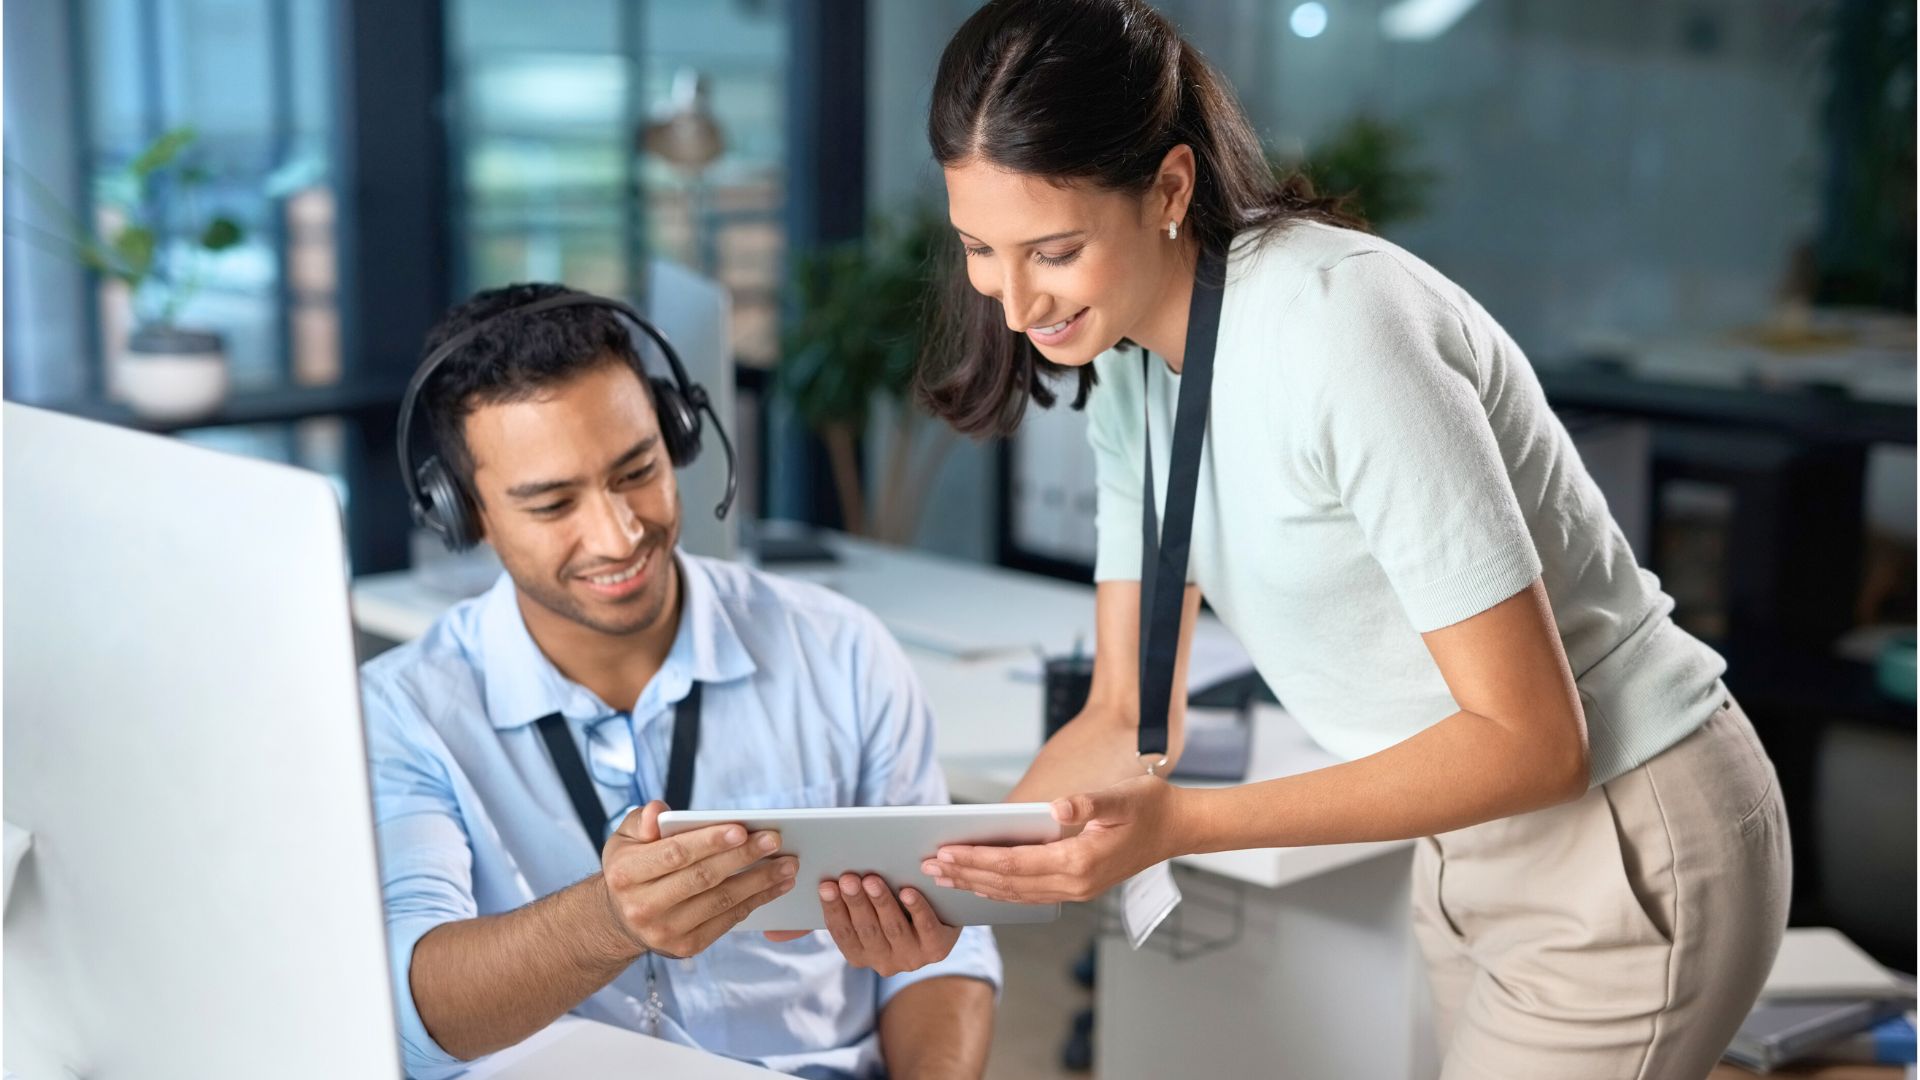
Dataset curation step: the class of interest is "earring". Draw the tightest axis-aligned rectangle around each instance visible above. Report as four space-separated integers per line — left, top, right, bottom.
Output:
1167 221 1179 240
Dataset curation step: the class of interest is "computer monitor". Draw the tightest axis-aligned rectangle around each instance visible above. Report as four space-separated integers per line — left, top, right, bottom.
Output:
3 403 402 1078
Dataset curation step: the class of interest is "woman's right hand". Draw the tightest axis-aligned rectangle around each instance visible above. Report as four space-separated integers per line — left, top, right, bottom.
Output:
927 774 1191 903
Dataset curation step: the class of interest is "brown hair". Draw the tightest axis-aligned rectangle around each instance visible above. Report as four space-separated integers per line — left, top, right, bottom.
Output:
917 0 1361 437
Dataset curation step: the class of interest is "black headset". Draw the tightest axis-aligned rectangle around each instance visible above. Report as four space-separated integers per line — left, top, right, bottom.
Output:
396 291 737 552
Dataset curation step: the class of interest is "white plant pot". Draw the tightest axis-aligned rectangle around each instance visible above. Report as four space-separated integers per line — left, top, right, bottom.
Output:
121 326 229 423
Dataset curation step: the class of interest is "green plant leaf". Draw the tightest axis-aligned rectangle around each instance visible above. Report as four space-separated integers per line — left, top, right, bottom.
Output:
1287 115 1438 231
129 127 196 178
774 200 955 439
75 243 117 275
199 215 243 251
112 225 156 278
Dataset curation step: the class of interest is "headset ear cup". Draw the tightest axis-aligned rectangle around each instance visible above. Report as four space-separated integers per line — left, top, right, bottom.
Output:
417 455 480 551
650 376 703 467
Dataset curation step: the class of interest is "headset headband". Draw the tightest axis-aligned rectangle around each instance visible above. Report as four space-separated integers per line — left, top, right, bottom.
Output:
396 292 736 527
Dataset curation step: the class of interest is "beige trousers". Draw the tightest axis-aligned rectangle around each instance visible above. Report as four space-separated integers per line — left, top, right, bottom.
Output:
1412 690 1792 1080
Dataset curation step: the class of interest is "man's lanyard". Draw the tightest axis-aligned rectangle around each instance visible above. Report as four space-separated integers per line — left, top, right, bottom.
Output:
1138 246 1227 774
534 682 703 851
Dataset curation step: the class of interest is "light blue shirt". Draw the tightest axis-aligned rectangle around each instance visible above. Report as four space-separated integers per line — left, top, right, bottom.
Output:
360 552 1002 1079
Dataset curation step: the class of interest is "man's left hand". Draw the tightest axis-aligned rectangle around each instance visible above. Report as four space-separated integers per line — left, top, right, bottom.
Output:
765 874 961 977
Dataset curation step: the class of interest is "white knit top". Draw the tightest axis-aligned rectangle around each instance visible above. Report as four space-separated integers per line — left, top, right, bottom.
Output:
1088 221 1726 786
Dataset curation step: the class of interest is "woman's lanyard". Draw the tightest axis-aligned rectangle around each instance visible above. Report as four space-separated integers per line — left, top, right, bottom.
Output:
1138 246 1227 775
534 682 703 849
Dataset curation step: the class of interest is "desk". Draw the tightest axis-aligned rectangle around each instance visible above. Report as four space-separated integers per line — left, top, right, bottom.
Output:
465 1016 772 1077
352 533 1433 1079
4 1016 772 1080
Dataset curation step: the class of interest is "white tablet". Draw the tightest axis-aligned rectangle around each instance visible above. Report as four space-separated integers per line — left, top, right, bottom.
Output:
657 803 1062 932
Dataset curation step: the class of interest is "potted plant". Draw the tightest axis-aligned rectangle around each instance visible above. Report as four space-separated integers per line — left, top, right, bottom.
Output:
777 207 955 543
12 126 244 421
1277 115 1439 232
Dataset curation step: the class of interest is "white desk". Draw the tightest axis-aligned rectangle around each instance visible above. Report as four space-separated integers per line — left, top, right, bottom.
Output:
4 1016 772 1080
351 533 1098 660
464 1017 772 1078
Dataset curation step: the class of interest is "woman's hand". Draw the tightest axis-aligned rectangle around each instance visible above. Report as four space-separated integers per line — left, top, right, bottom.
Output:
922 775 1188 903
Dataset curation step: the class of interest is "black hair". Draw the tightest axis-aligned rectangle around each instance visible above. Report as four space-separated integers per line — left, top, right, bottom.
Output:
418 282 648 494
917 0 1363 437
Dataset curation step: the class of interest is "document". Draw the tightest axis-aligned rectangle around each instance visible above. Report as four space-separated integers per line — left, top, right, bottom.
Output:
1120 860 1181 948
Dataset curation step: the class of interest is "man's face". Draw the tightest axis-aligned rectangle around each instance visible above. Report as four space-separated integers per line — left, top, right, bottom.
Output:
463 360 681 638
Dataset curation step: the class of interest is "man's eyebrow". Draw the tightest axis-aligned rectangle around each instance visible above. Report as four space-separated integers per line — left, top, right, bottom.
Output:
606 435 658 473
502 437 659 500
951 224 1087 247
505 476 578 500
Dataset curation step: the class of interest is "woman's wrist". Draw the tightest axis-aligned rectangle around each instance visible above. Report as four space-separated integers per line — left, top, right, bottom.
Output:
1172 783 1275 856
1165 784 1215 859
1014 705 1144 802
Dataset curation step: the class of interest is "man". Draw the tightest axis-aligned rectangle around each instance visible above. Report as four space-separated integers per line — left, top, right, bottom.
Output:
362 283 999 1079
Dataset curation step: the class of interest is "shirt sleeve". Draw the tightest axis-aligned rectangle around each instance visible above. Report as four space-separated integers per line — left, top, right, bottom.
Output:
361 673 481 1080
846 610 1005 1007
1290 252 1542 632
1087 349 1147 583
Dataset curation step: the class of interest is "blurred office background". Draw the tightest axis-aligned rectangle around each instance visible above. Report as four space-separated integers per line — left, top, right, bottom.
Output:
4 0 1913 1062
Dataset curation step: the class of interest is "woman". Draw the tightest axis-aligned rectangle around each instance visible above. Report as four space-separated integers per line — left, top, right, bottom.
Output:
911 1 1790 1076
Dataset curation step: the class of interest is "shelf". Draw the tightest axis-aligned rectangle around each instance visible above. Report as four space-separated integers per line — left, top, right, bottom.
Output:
30 379 412 436
1538 362 1916 446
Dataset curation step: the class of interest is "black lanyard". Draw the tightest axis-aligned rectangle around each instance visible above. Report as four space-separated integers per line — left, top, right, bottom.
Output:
534 682 702 852
1138 246 1227 769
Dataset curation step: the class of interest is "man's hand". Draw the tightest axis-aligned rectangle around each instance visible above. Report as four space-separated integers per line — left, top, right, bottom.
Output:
791 873 962 977
600 801 798 959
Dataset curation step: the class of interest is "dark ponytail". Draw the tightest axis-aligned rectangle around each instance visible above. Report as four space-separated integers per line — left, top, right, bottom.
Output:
917 0 1362 437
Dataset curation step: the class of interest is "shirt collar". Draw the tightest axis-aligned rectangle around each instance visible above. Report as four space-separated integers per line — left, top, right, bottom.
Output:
477 550 756 731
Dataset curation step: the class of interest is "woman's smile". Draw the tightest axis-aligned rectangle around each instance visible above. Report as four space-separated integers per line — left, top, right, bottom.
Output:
1026 307 1089 348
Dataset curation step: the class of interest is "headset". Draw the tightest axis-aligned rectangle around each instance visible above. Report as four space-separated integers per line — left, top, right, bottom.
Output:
396 292 737 552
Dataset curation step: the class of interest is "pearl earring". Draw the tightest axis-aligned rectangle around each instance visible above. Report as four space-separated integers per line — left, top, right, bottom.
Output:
1167 221 1179 240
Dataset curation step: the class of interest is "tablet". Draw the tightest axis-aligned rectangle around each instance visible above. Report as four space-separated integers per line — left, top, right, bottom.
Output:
657 803 1063 932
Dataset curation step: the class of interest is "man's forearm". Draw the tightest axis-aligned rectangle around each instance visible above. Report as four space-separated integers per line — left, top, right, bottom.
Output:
878 976 996 1080
409 873 643 1061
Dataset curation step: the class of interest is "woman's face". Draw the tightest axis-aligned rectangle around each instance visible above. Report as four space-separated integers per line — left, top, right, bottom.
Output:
943 155 1187 367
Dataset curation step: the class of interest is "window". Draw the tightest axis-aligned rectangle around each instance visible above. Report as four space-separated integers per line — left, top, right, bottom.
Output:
448 0 788 364
4 0 343 404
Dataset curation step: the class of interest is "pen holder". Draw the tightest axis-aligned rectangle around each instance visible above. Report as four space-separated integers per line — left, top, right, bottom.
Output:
1042 654 1096 741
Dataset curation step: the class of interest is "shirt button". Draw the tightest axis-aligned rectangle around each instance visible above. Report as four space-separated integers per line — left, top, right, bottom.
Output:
680 958 696 973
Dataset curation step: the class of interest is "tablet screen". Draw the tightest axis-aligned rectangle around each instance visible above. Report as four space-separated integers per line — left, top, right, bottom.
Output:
657 803 1063 931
